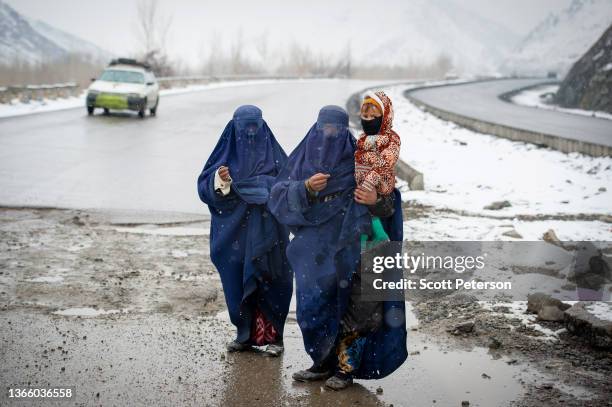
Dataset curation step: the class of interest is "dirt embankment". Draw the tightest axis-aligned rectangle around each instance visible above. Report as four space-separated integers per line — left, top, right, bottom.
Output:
412 294 611 406
2 207 611 406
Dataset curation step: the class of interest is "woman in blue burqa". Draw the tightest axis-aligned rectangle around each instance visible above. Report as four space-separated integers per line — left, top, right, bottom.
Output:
269 105 407 389
197 105 292 356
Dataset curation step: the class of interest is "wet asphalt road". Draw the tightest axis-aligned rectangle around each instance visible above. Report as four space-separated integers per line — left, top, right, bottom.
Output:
0 79 390 214
1 308 541 407
407 79 612 147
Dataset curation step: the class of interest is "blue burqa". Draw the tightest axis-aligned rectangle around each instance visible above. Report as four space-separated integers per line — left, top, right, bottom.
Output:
197 105 292 343
268 105 407 379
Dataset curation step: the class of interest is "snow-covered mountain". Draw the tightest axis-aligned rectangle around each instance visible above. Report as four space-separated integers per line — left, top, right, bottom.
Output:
502 0 612 77
353 0 520 75
0 0 112 65
207 0 521 76
29 19 112 62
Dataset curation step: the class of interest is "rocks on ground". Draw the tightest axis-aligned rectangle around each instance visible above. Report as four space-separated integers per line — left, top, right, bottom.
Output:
527 292 571 321
483 200 511 210
565 302 612 349
542 229 563 246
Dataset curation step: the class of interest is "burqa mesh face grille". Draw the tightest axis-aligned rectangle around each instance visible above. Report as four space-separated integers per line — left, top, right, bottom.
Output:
234 117 264 137
233 104 264 137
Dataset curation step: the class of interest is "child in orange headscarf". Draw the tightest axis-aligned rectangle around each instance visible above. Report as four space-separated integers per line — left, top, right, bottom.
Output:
355 90 400 244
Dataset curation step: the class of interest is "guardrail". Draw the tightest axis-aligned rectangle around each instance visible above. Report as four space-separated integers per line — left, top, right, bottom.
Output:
404 79 612 157
0 83 80 104
0 74 331 104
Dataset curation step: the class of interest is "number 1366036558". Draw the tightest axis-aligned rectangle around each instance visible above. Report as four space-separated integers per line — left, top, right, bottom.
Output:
8 387 74 399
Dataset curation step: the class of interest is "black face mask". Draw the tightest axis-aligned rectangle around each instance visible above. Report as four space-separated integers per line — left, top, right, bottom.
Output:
361 116 382 135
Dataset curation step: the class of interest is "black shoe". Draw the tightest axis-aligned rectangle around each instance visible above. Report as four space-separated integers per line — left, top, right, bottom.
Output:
226 340 252 352
292 366 333 382
325 373 353 390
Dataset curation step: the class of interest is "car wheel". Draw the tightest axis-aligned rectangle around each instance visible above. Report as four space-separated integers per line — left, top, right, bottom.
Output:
87 106 94 115
150 98 159 116
138 98 147 119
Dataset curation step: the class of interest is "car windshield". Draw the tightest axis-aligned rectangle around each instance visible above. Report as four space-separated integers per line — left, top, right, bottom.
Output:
99 70 145 84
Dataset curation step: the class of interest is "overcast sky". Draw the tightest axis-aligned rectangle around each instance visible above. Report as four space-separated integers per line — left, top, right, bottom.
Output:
7 0 572 67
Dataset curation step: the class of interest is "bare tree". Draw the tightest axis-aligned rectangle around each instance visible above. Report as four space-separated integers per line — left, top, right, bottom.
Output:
0 53 105 88
134 0 174 75
202 30 223 76
255 30 269 62
434 54 453 76
229 29 245 74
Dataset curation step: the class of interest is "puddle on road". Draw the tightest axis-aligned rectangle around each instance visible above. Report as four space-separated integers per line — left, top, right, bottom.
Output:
26 275 65 283
112 224 209 236
52 307 128 317
216 303 592 406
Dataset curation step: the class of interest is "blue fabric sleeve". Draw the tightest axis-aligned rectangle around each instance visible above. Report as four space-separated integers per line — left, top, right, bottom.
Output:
268 180 311 226
197 170 238 211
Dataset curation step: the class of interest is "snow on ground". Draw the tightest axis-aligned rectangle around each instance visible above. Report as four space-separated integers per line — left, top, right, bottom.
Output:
384 83 612 242
0 94 86 118
480 299 612 339
509 219 611 241
479 301 566 341
404 216 611 242
385 84 612 217
0 79 325 119
511 84 612 121
585 302 612 321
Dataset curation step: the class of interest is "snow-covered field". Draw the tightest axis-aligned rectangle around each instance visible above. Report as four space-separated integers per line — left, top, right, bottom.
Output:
0 93 86 118
404 213 611 242
511 84 612 121
385 84 612 242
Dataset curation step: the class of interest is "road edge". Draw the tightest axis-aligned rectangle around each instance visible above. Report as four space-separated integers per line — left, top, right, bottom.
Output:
404 79 612 157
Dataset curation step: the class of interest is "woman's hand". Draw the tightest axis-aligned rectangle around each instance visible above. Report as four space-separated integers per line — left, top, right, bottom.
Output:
307 173 330 192
354 186 377 205
218 166 231 182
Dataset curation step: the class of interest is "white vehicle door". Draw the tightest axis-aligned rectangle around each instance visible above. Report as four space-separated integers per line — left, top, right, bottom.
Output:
151 75 159 106
145 72 158 107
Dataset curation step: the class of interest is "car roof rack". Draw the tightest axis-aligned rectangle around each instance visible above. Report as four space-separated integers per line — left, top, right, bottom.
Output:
109 58 151 71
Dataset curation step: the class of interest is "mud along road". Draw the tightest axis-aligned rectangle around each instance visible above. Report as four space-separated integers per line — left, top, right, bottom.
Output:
2 207 610 407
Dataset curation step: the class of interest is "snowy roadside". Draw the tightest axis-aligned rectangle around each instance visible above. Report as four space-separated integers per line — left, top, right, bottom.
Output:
510 84 612 121
384 84 612 242
0 94 86 118
386 83 612 370
0 78 331 119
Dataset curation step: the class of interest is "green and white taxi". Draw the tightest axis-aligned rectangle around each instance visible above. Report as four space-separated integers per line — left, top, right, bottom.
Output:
86 59 159 118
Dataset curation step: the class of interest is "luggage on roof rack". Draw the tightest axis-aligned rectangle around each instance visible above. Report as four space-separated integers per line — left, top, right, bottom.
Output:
109 58 151 71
